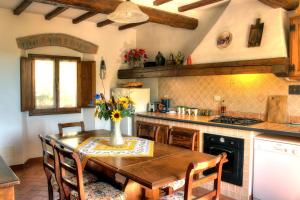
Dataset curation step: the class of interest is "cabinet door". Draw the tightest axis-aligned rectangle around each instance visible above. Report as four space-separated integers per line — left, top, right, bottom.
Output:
290 17 300 77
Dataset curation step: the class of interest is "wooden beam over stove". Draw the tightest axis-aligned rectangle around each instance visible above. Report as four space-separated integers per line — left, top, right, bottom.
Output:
119 21 148 31
258 0 299 10
13 0 33 15
97 19 113 27
32 0 198 30
73 11 98 24
45 6 68 20
178 0 223 12
153 0 173 6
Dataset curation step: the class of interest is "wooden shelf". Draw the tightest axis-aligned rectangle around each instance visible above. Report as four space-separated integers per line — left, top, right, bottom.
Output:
118 57 290 79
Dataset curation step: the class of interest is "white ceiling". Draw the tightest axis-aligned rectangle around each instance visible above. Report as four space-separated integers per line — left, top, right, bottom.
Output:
0 0 229 24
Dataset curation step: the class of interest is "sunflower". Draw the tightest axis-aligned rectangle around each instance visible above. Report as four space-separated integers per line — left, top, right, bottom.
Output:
118 97 129 105
123 103 129 109
111 110 122 122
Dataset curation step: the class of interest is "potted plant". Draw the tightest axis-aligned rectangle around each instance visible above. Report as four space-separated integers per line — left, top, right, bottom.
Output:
124 48 148 68
95 94 135 146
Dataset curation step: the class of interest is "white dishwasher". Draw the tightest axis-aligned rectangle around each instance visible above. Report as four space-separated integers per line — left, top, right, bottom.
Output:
253 134 300 200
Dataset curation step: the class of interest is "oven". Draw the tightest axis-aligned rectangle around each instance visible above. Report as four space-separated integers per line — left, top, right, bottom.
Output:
203 133 244 186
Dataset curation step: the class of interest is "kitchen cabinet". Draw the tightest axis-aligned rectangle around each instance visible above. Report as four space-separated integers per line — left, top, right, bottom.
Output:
290 16 300 78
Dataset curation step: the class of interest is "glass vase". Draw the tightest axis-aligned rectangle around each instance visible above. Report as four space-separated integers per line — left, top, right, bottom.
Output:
110 121 124 146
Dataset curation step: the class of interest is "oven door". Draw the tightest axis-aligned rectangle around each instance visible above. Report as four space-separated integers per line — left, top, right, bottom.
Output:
207 146 234 174
204 145 243 186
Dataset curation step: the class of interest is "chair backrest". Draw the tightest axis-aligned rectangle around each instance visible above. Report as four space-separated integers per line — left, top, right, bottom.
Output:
58 121 85 135
184 153 227 200
168 127 199 151
136 121 160 142
54 144 85 200
39 135 55 174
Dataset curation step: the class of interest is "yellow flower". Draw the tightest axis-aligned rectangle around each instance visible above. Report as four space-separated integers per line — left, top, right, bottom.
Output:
118 97 129 104
95 99 104 105
111 110 122 122
123 103 129 109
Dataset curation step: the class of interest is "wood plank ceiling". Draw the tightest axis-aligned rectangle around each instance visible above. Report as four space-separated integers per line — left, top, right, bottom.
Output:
12 0 299 31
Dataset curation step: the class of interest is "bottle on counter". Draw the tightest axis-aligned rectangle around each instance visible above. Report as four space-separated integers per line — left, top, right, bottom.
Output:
220 100 226 116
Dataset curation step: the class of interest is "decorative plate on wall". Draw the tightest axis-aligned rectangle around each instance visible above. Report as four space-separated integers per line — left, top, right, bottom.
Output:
217 32 232 49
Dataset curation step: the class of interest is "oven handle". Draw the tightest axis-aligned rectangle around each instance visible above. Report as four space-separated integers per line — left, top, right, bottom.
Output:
209 146 234 154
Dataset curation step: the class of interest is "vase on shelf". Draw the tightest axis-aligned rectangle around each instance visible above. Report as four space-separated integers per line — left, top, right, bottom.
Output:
129 60 143 68
110 121 124 146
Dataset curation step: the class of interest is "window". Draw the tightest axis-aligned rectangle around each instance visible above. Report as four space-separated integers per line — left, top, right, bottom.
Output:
30 54 80 115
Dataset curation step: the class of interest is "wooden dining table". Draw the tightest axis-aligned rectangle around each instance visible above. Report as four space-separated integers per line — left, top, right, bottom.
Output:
50 129 216 200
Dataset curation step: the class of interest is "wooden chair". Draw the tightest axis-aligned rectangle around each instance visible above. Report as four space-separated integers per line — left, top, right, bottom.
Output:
39 135 60 200
58 121 85 135
54 144 126 200
168 127 200 151
161 127 200 194
160 153 227 200
136 121 160 142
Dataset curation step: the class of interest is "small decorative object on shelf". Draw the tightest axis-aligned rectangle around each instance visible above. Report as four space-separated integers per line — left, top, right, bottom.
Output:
217 31 232 49
95 93 135 146
166 53 176 65
187 55 192 65
175 51 185 65
248 18 264 47
124 48 148 68
155 51 166 66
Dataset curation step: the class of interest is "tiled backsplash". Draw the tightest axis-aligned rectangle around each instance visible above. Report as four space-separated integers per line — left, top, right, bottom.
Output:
158 74 300 118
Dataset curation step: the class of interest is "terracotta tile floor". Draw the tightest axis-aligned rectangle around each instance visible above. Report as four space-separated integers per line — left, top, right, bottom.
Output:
13 159 59 200
12 159 233 200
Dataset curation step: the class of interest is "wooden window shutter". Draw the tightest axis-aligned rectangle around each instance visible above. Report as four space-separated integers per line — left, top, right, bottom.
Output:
20 57 33 111
80 61 96 107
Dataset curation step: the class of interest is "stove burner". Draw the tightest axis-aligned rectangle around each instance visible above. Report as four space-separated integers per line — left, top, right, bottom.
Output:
209 116 263 126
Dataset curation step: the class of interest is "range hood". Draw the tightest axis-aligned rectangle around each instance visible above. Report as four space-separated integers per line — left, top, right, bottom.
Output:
189 0 289 76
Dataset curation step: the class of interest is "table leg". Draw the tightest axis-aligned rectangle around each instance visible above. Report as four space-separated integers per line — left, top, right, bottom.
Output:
124 179 143 200
144 188 160 200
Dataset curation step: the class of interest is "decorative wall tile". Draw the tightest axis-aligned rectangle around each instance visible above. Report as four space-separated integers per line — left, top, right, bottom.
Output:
158 74 300 117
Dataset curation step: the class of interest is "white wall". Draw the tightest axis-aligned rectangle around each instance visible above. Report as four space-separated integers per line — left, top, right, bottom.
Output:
191 0 288 63
0 8 136 165
136 3 228 101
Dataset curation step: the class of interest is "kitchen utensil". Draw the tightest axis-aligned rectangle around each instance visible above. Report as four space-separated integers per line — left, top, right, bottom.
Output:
267 95 288 124
191 108 198 116
177 106 181 114
186 108 191 115
181 107 186 115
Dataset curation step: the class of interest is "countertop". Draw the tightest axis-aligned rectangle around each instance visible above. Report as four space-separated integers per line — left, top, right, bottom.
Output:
0 156 20 188
136 112 300 138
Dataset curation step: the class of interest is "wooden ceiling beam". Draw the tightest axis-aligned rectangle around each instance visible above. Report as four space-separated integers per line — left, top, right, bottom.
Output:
32 0 198 30
13 0 33 15
73 11 98 24
119 21 148 31
258 0 299 10
178 0 223 12
97 19 113 27
45 6 68 20
153 0 173 6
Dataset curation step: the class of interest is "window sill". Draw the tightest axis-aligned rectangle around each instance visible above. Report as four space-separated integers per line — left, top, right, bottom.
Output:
29 108 81 116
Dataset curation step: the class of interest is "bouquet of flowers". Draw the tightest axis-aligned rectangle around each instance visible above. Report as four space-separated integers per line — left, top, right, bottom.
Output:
124 48 148 65
95 94 135 122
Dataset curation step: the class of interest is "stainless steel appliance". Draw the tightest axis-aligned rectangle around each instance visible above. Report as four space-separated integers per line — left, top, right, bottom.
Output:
203 133 244 186
210 116 263 126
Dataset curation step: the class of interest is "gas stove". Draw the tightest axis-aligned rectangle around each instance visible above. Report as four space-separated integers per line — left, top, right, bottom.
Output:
209 116 263 126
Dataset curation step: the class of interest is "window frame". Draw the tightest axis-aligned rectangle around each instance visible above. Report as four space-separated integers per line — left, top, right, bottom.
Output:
28 54 81 116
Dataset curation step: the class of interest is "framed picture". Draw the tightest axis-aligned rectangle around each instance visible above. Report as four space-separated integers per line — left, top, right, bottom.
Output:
248 18 264 47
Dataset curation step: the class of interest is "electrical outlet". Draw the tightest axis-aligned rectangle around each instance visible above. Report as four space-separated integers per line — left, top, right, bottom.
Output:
214 95 221 102
289 85 300 95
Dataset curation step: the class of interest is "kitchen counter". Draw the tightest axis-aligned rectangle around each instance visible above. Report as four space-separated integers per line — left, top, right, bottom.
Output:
136 112 300 138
